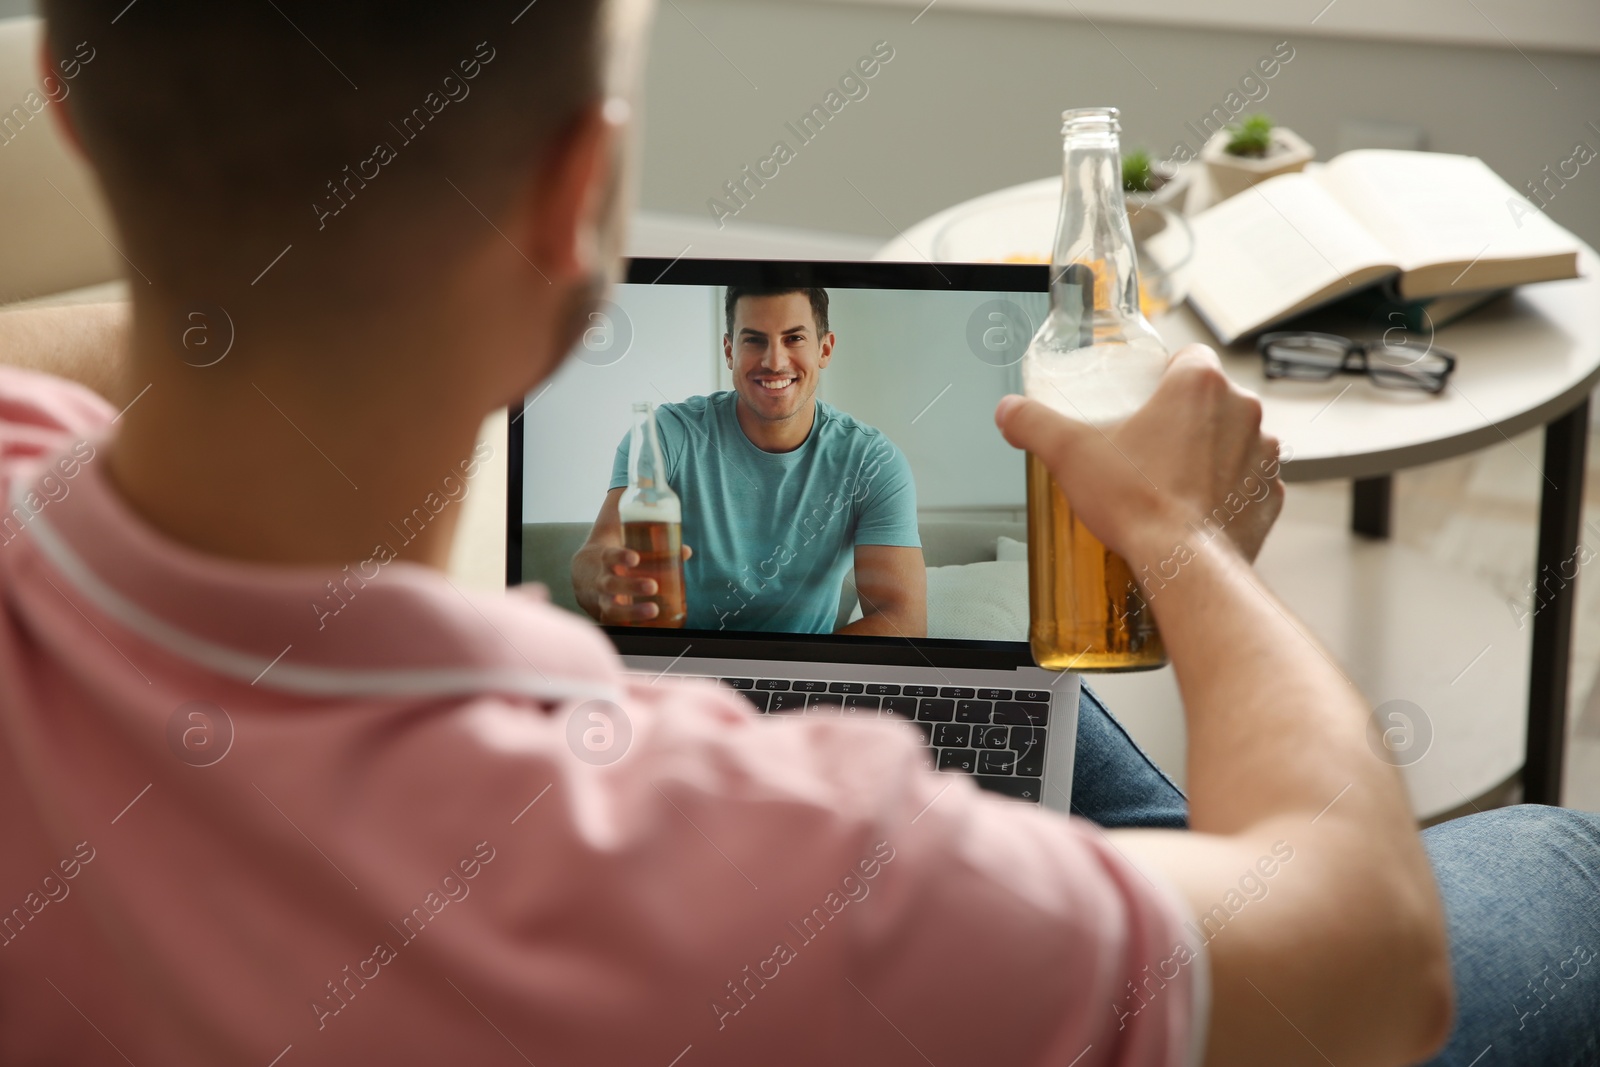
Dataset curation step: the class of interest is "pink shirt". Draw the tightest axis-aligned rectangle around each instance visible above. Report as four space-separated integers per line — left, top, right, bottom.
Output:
0 365 1205 1066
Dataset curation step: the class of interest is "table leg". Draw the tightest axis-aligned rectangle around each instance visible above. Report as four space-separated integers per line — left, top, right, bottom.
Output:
1525 397 1590 806
1351 475 1393 539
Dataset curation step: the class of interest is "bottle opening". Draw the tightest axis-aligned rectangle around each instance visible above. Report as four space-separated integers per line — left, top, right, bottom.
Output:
1060 106 1120 136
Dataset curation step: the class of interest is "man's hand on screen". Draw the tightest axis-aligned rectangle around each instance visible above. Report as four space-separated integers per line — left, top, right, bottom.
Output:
595 543 693 624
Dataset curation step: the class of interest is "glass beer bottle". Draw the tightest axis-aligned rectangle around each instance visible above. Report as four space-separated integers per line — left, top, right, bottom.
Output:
616 402 687 628
1023 106 1169 672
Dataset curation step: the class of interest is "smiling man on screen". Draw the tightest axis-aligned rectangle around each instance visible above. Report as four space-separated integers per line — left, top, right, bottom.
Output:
572 284 927 635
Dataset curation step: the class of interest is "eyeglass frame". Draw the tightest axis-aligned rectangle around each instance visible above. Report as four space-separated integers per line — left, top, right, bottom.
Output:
1256 330 1457 394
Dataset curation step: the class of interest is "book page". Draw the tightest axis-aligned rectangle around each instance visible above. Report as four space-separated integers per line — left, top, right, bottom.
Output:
1185 172 1397 343
1318 150 1581 273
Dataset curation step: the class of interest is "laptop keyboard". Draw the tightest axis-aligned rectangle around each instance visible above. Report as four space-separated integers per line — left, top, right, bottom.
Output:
704 677 1050 804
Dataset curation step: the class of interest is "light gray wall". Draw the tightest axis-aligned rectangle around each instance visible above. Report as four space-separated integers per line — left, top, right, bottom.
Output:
522 284 722 524
821 287 1040 511
637 0 1600 249
8 0 1595 249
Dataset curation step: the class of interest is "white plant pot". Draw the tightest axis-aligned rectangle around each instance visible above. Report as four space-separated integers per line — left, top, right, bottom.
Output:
1201 127 1315 201
1125 167 1192 220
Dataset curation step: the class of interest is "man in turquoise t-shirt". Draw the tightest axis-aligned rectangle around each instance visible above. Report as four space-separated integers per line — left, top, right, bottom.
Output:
572 287 926 635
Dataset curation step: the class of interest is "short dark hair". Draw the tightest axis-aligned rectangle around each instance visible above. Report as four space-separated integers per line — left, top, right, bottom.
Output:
724 287 830 338
43 1 609 301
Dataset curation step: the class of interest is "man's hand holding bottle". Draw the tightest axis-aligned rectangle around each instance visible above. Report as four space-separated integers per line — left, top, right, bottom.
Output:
997 343 1285 574
580 541 694 625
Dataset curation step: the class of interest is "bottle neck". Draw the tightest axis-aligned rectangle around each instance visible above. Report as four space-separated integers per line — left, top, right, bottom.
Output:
628 407 674 501
1049 130 1155 347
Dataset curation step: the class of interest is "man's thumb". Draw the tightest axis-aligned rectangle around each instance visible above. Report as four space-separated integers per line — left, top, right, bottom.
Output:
995 394 1081 457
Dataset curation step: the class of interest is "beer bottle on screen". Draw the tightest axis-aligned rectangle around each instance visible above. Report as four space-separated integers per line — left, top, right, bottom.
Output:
617 402 687 628
1022 106 1169 672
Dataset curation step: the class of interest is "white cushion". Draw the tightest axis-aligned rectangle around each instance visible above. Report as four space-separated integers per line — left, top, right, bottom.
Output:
926 560 1028 641
845 559 1029 641
995 535 1028 563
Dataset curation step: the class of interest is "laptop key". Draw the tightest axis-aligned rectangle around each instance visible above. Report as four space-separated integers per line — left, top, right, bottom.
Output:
756 679 791 691
740 691 771 713
769 692 807 713
1007 726 1044 752
939 686 977 699
906 721 933 745
955 700 992 724
903 685 939 698
914 747 938 772
976 688 1012 701
881 697 918 720
805 695 845 715
937 748 978 773
843 695 880 715
721 678 755 690
915 698 955 722
866 683 901 696
973 725 1009 749
1014 690 1051 703
793 680 827 693
978 750 1017 775
976 775 1043 801
933 723 971 748
827 681 865 694
994 701 1049 727
1016 746 1045 777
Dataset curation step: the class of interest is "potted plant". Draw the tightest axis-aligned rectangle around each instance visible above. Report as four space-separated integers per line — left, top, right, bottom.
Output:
1200 113 1314 200
1122 149 1190 216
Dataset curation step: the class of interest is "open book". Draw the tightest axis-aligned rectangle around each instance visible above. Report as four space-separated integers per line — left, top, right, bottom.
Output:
1183 150 1583 345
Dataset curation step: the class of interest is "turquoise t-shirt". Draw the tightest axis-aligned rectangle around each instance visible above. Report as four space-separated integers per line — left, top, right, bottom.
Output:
610 392 920 633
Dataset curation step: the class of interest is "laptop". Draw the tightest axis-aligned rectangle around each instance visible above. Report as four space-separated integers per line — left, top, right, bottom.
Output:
507 258 1078 810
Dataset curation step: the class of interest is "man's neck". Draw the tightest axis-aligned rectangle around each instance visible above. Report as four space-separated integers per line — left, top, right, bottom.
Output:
734 394 816 454
105 312 490 570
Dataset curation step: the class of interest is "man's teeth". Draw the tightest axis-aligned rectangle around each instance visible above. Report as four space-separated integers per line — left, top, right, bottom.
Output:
757 379 794 391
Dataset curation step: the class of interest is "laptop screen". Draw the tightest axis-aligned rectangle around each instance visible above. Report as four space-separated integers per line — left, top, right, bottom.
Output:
508 259 1050 667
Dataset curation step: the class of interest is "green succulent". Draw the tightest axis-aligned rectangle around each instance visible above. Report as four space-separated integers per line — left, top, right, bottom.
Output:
1122 149 1156 193
1225 114 1276 158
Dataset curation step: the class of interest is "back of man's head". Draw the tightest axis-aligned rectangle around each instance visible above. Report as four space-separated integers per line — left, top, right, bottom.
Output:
43 1 612 308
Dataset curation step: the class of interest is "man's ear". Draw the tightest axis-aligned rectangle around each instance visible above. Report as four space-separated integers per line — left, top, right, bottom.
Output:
40 40 86 159
523 97 621 284
724 335 734 368
818 331 836 368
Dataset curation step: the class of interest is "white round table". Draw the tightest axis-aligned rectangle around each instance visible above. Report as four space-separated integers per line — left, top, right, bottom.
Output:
879 178 1600 814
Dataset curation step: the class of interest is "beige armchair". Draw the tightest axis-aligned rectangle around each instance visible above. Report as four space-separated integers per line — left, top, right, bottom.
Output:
0 15 122 307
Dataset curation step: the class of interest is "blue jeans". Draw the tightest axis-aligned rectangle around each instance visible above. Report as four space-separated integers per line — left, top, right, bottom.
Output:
1072 683 1600 1067
1069 682 1189 828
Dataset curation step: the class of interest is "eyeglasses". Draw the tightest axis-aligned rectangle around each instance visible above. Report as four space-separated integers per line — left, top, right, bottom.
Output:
1258 331 1456 394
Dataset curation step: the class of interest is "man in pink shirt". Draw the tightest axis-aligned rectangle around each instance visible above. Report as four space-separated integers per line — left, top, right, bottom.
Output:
2 3 1597 1066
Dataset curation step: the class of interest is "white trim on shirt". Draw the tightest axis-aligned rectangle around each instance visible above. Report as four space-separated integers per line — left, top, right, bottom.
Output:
13 479 621 705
